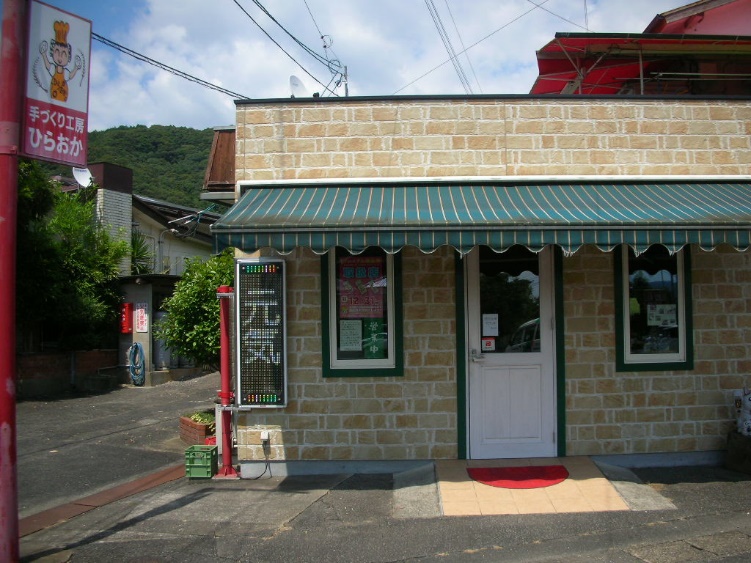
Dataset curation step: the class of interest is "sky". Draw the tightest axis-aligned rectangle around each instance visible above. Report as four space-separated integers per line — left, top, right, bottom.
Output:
26 0 686 131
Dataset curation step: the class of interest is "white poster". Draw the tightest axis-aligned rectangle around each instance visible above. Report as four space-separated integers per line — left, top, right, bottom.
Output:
135 302 149 333
482 314 499 336
648 304 677 327
339 320 362 351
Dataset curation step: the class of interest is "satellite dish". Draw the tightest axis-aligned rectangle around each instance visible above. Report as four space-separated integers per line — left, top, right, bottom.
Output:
289 75 309 98
72 167 93 188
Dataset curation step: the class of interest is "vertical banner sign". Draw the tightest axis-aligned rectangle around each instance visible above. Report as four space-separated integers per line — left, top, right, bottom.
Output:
135 302 149 333
236 259 287 407
22 1 91 166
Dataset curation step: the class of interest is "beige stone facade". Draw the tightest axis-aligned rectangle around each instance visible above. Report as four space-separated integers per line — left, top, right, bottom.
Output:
232 96 751 465
564 245 750 456
237 246 459 462
236 98 751 181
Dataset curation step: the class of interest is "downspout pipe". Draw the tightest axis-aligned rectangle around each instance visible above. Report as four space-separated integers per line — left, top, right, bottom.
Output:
214 285 238 478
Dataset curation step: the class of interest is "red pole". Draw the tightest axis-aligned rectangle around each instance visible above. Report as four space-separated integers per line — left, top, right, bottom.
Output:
214 285 238 478
0 0 25 560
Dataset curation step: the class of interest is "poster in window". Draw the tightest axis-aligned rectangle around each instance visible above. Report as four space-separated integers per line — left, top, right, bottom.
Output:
648 304 677 327
482 314 499 337
338 256 385 319
339 320 362 351
363 318 386 359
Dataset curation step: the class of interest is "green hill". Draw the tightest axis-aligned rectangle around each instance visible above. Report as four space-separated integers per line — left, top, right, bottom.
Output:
42 124 215 208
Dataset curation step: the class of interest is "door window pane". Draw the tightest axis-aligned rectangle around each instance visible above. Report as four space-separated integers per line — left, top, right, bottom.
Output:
479 246 540 353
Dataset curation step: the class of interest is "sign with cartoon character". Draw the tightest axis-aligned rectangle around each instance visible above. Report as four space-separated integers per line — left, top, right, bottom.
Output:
22 1 91 167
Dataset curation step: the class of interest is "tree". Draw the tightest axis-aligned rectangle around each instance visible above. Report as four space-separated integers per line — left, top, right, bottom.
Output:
16 160 59 349
16 160 130 351
155 248 234 367
47 186 130 349
131 229 155 275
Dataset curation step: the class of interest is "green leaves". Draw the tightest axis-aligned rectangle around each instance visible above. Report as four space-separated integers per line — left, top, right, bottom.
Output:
155 248 235 367
16 160 130 351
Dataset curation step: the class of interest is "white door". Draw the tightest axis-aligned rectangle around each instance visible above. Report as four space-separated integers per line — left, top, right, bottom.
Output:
466 246 557 459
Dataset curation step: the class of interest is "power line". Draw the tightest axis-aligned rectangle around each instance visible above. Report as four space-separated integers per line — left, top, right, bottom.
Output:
302 0 346 84
526 0 589 32
233 0 340 96
394 0 552 95
443 0 483 94
92 32 250 99
249 0 334 69
424 0 473 94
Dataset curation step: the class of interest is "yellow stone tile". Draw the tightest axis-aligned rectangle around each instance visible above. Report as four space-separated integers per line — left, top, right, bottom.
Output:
479 501 518 515
516 499 556 514
442 501 482 516
439 488 477 503
439 480 475 492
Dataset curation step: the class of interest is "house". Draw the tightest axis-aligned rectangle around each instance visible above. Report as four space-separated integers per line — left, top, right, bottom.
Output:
17 162 221 397
531 0 751 96
208 3 751 475
88 162 222 386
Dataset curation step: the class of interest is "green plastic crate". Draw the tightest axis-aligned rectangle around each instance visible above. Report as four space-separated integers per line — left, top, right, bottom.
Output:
185 445 218 479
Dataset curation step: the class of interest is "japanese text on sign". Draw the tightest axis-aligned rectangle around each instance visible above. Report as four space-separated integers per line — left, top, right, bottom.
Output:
338 256 385 319
23 1 91 167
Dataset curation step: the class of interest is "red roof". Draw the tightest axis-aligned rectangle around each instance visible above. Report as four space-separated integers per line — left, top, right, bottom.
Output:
530 32 751 95
644 0 751 35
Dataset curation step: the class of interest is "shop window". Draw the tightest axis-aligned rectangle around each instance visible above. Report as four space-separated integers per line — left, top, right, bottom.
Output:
615 245 693 371
322 247 403 377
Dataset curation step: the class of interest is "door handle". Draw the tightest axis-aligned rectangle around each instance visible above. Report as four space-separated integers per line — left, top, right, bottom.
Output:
470 349 485 363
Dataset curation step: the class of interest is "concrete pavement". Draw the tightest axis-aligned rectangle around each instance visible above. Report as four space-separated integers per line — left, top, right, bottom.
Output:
16 374 751 562
18 463 751 562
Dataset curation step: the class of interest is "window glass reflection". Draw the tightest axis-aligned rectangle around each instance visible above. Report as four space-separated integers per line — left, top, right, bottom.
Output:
479 246 540 353
628 247 679 355
335 248 389 361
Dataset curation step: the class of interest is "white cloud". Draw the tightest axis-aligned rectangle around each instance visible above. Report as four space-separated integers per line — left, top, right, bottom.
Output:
51 0 686 130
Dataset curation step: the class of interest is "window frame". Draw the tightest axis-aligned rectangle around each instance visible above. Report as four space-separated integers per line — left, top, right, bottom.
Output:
321 248 403 377
614 245 694 372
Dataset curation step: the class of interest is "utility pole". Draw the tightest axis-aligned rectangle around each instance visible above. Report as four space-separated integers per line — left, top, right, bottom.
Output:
0 0 25 560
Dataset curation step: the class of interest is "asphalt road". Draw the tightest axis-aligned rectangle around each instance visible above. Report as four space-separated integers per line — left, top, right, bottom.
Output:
16 371 220 518
16 372 751 562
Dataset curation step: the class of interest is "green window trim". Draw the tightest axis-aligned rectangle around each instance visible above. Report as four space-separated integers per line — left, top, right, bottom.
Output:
321 250 404 378
614 245 694 372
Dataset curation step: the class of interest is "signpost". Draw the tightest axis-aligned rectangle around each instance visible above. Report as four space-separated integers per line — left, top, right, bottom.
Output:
1 3 24 559
2 2 90 559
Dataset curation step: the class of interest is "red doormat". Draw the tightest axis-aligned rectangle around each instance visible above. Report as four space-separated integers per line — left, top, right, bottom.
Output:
467 465 569 489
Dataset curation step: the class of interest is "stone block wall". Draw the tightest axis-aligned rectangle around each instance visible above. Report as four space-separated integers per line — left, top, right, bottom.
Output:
236 98 751 181
563 245 751 456
236 246 458 461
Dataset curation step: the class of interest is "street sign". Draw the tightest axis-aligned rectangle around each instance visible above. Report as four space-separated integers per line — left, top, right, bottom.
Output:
22 0 91 167
235 259 287 408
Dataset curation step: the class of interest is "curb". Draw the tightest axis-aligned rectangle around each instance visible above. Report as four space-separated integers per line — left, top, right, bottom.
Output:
19 463 185 537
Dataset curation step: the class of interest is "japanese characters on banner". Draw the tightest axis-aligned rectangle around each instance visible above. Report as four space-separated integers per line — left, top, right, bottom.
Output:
135 302 149 333
23 1 91 167
338 255 387 359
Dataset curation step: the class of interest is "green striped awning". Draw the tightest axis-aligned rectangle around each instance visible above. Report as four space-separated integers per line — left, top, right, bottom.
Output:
212 181 751 256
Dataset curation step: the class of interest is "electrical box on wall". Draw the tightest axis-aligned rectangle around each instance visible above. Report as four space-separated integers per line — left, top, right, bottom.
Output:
235 259 287 408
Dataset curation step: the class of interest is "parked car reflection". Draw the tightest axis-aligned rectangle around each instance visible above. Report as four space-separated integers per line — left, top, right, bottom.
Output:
505 318 540 353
